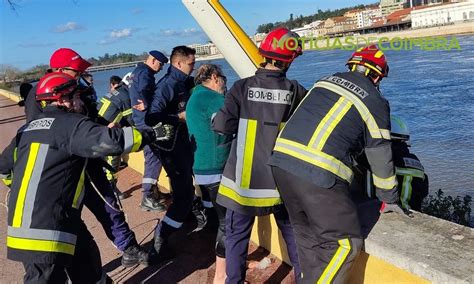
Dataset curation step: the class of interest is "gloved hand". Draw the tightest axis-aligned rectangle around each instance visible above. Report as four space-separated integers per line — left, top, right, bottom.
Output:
152 122 174 141
380 202 414 218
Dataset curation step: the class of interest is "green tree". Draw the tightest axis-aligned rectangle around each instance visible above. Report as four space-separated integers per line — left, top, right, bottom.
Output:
422 189 472 227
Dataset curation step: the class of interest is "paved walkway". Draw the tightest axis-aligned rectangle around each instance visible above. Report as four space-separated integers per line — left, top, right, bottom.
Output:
0 94 295 283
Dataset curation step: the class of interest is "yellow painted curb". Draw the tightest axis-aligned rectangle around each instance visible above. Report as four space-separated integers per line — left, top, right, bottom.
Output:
0 89 21 103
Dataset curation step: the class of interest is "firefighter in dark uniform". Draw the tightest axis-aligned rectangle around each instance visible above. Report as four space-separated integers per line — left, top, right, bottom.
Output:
362 115 429 211
97 75 135 199
14 48 154 268
145 46 196 260
5 72 172 283
269 45 409 284
129 50 168 211
212 27 306 283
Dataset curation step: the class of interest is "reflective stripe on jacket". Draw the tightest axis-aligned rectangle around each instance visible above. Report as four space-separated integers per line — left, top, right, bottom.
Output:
7 106 145 264
269 71 399 203
213 68 307 216
97 84 134 126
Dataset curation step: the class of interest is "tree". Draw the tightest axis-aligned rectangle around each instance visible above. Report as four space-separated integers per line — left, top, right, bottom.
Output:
0 64 21 82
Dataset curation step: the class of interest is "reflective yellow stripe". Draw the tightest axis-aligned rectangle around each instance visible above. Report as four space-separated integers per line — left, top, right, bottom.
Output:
122 109 133 116
396 167 424 179
13 143 40 227
2 177 12 186
401 175 413 209
72 167 86 209
372 174 397 190
112 112 123 123
208 0 263 68
274 138 353 183
317 239 351 284
241 119 257 189
98 99 111 117
13 147 17 162
314 81 391 140
309 97 353 151
131 128 143 152
7 236 75 255
219 184 282 207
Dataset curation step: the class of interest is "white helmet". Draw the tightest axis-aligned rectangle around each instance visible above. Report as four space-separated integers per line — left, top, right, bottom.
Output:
122 72 133 86
390 115 410 141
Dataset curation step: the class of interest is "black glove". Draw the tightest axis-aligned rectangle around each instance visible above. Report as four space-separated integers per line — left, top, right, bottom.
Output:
152 122 174 141
380 202 414 218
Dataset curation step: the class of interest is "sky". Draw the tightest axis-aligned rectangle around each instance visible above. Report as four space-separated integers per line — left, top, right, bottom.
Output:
0 0 376 70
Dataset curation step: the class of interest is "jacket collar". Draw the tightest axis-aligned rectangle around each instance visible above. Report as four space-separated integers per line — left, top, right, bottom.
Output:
166 65 189 82
255 68 287 79
137 62 157 74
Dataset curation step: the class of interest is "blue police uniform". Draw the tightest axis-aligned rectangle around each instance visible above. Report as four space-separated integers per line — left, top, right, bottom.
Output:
129 62 163 202
146 65 195 252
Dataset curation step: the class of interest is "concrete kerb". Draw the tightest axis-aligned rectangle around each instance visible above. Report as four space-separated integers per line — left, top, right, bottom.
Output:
0 89 21 103
364 211 474 283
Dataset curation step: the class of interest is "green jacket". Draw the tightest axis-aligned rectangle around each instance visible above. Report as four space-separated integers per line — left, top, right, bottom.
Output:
186 85 232 175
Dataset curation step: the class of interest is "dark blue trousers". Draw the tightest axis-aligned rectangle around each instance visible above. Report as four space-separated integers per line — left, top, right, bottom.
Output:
85 159 137 251
142 145 163 195
225 208 301 284
153 126 194 239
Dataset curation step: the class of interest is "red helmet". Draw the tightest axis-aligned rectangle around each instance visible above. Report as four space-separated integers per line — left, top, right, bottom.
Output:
347 45 389 78
258 27 303 63
36 72 78 101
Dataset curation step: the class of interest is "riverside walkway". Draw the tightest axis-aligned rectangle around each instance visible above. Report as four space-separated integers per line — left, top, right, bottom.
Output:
0 92 294 283
0 91 473 283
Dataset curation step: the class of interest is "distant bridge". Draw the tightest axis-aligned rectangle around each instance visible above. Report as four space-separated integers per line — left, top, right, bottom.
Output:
86 61 142 73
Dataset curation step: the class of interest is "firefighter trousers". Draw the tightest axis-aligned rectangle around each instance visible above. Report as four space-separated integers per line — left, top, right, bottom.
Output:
85 160 137 251
272 167 363 284
225 208 301 284
23 221 111 284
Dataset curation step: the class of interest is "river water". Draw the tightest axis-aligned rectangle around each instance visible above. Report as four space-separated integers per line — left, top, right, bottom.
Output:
91 35 474 201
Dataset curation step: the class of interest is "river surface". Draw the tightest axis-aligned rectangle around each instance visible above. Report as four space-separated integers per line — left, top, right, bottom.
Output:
91 35 474 202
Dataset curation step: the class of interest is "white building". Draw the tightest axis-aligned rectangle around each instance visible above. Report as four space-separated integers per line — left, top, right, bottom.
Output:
356 7 383 28
188 42 220 56
411 1 474 28
380 0 408 17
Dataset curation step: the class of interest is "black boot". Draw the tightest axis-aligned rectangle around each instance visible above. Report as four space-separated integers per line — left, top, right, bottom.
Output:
192 198 208 232
121 244 149 267
152 185 172 203
140 195 166 212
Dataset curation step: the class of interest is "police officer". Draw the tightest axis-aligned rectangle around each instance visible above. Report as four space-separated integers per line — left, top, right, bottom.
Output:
269 45 405 283
362 115 429 211
5 72 172 283
97 75 135 200
212 27 306 283
16 48 154 268
145 45 196 260
129 50 168 211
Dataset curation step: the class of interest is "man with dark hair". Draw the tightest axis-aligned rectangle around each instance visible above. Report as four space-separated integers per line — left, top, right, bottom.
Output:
146 45 196 261
129 50 169 211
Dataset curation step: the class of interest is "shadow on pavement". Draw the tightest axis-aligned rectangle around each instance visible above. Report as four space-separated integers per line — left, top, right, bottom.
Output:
104 220 216 283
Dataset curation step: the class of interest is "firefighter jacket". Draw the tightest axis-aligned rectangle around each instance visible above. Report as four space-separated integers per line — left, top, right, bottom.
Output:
362 141 428 210
0 138 15 186
269 71 399 203
212 68 307 216
129 62 157 128
6 106 147 265
97 84 134 127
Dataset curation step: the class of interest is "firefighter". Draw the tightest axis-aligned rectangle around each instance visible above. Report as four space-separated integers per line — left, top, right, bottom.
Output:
268 45 409 283
5 72 172 283
145 45 196 261
129 50 169 211
97 75 135 200
212 27 306 283
362 115 429 211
